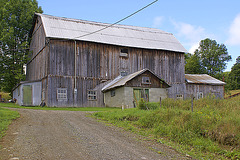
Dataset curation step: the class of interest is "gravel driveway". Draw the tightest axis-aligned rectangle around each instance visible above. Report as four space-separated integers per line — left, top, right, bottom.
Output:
0 109 190 160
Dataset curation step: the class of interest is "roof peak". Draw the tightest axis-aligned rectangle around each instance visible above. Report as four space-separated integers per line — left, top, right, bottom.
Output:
34 13 187 53
36 13 171 35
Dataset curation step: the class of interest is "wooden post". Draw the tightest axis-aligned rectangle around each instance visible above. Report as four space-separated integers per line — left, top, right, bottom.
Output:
159 97 162 108
122 103 124 110
191 95 194 112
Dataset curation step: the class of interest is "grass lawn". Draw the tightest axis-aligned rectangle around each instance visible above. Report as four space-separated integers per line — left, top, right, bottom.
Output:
225 89 240 98
0 107 19 140
93 95 240 160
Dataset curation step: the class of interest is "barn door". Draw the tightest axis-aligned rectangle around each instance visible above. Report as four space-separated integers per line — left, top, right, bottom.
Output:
23 85 32 106
133 88 149 104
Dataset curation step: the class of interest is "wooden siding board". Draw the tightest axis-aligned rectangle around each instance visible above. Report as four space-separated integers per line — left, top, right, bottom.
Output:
186 83 224 99
29 35 186 106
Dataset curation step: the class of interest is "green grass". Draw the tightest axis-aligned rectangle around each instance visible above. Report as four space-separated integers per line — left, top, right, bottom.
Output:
0 107 19 140
0 102 120 112
225 89 240 98
93 95 240 160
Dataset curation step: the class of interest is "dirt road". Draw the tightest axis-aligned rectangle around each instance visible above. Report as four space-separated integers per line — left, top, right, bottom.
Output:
0 109 190 160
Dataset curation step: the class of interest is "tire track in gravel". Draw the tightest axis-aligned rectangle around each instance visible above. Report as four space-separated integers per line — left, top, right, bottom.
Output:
0 109 191 160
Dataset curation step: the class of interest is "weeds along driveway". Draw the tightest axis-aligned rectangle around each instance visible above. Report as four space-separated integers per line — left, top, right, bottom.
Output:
0 109 189 160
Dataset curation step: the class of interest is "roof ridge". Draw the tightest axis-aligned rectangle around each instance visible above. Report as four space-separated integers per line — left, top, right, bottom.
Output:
36 13 172 35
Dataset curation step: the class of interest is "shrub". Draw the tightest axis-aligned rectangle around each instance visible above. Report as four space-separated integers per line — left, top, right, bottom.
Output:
147 102 159 110
138 98 147 110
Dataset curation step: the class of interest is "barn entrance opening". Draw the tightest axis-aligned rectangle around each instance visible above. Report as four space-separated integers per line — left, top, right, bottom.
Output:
23 85 32 106
133 88 149 103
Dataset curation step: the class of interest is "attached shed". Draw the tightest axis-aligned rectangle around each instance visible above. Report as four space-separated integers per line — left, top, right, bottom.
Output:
185 74 225 99
102 69 170 108
12 80 42 106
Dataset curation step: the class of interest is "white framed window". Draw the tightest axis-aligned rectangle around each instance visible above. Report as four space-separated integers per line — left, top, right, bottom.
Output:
57 88 67 100
142 76 151 84
88 90 97 100
197 92 203 99
176 94 183 100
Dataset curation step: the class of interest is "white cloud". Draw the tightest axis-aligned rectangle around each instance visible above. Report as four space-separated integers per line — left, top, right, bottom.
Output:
170 19 214 53
171 20 206 43
226 13 240 45
152 16 164 28
189 43 199 54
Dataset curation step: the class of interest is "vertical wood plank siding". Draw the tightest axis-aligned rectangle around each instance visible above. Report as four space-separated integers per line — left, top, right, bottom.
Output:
186 84 224 99
26 16 47 81
48 39 185 82
44 39 185 106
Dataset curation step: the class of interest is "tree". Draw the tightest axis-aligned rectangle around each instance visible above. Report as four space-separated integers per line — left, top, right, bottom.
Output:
0 0 43 92
228 56 240 90
194 38 232 77
185 53 205 74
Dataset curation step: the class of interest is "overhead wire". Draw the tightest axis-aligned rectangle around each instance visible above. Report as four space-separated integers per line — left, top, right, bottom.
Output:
74 0 158 39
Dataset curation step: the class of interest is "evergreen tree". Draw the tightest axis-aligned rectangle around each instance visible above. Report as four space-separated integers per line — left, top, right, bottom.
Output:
0 0 42 92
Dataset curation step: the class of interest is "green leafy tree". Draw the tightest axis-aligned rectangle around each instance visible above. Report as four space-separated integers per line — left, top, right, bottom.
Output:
0 0 42 92
228 56 240 90
185 53 205 74
194 38 232 77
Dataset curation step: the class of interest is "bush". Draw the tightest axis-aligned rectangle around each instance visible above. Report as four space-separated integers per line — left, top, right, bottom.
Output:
138 98 147 110
138 99 159 110
147 102 159 110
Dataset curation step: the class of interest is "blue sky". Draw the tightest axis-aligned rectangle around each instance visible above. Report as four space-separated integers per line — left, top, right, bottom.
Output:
38 0 240 71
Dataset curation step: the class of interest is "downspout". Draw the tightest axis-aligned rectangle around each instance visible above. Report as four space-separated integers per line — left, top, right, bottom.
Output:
74 40 77 90
74 40 77 106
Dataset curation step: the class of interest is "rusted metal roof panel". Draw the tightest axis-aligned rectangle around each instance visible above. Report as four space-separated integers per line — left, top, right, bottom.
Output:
37 13 187 53
185 74 226 85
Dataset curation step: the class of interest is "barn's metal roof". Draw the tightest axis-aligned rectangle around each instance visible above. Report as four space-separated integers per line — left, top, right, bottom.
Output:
185 74 226 85
36 13 187 53
102 69 169 92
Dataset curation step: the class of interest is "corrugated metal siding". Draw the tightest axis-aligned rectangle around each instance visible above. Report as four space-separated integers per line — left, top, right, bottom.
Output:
37 13 187 53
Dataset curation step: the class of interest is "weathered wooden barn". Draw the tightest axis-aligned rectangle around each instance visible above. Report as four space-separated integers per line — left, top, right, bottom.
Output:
185 74 226 99
102 69 170 108
13 13 188 107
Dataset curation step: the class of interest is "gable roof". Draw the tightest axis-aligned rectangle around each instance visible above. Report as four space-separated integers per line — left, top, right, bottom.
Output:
102 69 170 92
34 13 187 53
185 74 226 85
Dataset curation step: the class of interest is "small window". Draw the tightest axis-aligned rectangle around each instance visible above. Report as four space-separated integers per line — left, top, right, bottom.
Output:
142 76 151 84
57 88 67 100
88 90 97 100
197 92 203 99
120 71 128 76
111 90 115 97
120 48 128 57
176 94 183 100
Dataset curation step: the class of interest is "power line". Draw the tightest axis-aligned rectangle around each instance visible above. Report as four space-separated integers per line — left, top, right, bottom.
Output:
74 0 158 39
